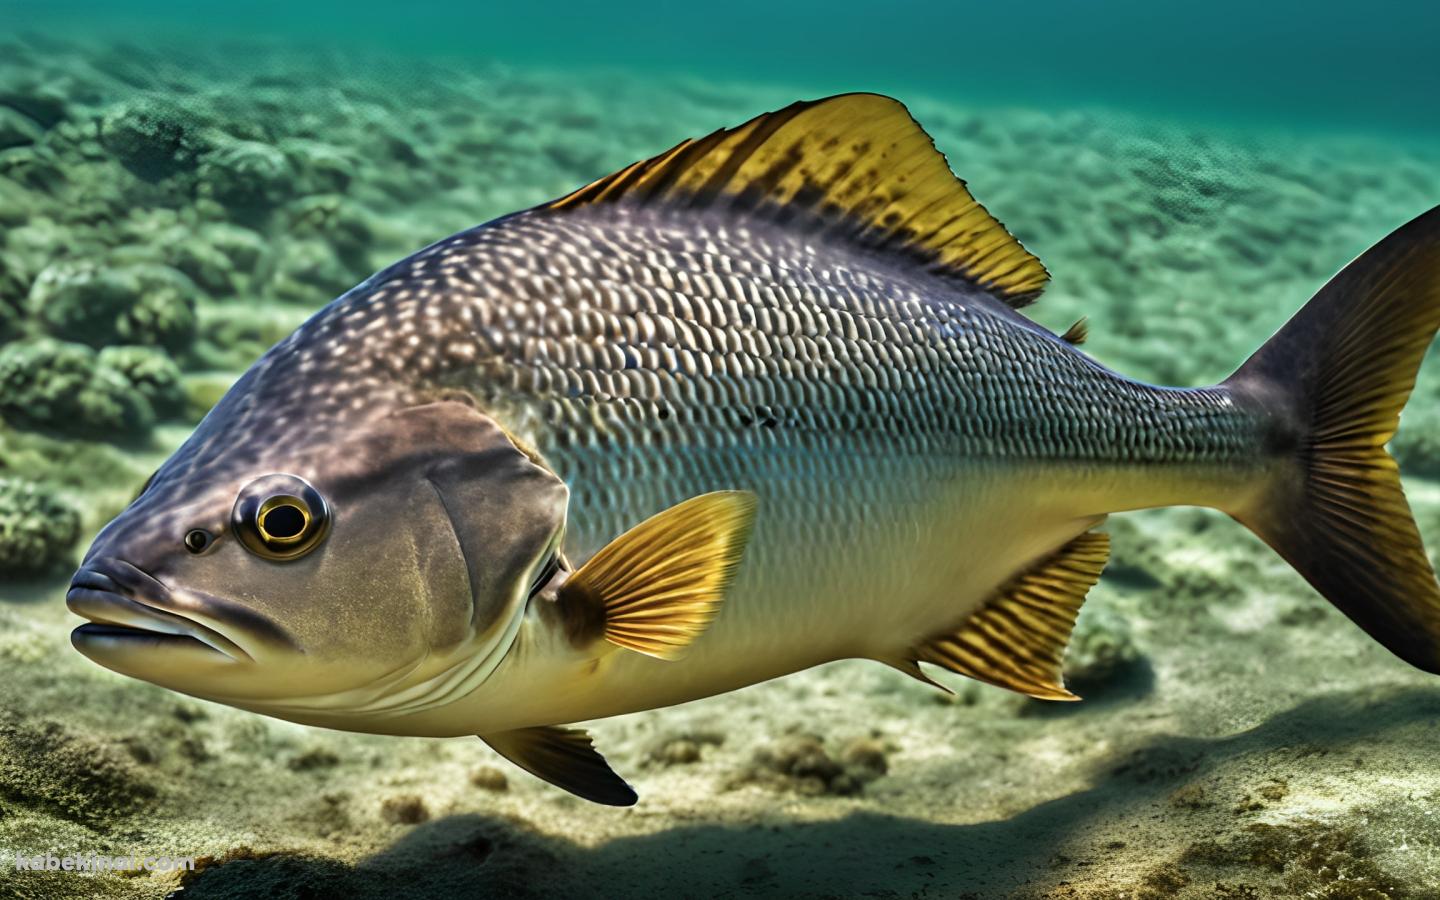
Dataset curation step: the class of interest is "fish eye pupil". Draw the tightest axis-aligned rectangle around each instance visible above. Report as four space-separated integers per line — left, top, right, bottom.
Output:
184 529 211 554
259 503 306 540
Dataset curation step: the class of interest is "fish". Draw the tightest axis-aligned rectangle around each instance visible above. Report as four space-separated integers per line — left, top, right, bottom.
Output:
67 93 1440 806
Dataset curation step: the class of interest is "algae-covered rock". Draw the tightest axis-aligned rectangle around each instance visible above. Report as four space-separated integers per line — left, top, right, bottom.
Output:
648 730 725 767
27 261 132 345
379 794 429 825
116 218 249 298
193 305 304 370
170 237 238 297
280 138 357 195
0 106 42 150
1063 604 1147 695
734 733 889 796
0 477 81 575
29 260 196 352
99 96 211 182
0 178 33 229
199 139 295 213
0 337 154 436
116 264 198 351
271 237 356 303
469 766 509 792
286 194 375 267
0 73 71 128
199 222 268 275
182 371 237 421
0 144 68 194
0 252 29 342
97 345 186 418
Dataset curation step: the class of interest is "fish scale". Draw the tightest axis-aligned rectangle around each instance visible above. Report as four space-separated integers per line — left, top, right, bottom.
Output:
412 205 1263 503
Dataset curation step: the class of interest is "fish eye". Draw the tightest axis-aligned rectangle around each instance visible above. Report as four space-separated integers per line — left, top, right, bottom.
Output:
232 474 331 561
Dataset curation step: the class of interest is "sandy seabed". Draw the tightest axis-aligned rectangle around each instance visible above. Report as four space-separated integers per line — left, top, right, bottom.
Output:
2 34 1440 900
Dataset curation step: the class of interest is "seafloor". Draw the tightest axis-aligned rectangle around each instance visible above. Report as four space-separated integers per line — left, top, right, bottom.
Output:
2 34 1440 900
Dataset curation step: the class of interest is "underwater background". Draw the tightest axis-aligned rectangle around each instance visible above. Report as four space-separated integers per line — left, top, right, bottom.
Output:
1 2 1439 898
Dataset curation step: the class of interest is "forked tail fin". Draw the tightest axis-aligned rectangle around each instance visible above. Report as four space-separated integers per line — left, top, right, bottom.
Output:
1224 205 1440 673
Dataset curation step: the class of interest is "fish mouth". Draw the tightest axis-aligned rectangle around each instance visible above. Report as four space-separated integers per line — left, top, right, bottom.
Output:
66 559 279 664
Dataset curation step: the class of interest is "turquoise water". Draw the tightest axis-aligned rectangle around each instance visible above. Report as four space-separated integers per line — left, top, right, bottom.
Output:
3 5 1440 899
7 0 1440 137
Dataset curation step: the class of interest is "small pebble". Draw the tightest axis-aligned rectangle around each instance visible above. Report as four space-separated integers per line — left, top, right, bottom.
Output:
380 794 429 825
470 766 510 792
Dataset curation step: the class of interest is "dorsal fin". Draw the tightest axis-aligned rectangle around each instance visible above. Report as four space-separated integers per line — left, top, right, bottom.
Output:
547 93 1049 307
913 531 1110 700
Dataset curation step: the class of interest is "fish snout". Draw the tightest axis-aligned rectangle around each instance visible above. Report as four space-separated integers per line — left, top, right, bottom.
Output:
67 558 293 665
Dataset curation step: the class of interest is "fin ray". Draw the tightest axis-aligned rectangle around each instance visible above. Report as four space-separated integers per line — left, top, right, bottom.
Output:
546 93 1049 306
558 491 757 659
908 531 1110 701
480 725 637 807
1225 205 1440 673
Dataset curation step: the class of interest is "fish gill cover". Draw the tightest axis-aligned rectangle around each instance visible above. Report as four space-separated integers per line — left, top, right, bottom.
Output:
0 4 1439 899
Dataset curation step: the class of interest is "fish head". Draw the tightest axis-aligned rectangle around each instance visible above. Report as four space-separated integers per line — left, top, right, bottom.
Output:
68 397 569 722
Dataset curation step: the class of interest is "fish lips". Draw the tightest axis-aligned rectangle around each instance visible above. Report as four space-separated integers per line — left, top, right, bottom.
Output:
66 559 292 668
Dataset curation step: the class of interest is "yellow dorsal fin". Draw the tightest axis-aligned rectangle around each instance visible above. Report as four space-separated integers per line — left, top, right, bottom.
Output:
915 531 1110 700
558 491 757 660
547 93 1050 307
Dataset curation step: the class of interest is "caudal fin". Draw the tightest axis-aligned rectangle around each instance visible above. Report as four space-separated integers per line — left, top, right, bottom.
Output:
1225 205 1440 673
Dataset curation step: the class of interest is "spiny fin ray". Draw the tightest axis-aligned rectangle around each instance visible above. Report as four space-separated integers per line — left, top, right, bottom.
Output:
546 93 1049 306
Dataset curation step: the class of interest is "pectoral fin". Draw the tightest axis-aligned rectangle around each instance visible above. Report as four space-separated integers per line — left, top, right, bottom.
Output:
901 530 1110 701
558 491 757 660
479 725 637 807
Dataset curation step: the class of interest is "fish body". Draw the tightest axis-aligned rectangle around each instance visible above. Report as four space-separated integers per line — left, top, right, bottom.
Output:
347 202 1264 735
67 94 1440 804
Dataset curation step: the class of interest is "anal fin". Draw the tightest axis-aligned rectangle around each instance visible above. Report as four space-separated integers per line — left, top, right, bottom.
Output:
480 725 637 806
909 530 1110 701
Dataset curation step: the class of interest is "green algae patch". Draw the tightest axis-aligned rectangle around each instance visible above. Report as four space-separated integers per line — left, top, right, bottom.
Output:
0 714 158 829
1178 819 1414 899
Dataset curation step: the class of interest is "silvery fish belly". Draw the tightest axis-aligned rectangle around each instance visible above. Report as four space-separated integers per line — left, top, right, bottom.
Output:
67 93 1440 806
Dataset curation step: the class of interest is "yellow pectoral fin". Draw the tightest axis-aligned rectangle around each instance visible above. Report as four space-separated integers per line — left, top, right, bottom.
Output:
558 491 758 660
907 530 1111 701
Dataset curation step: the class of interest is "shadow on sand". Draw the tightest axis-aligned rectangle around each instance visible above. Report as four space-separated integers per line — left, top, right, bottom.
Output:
174 684 1440 900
